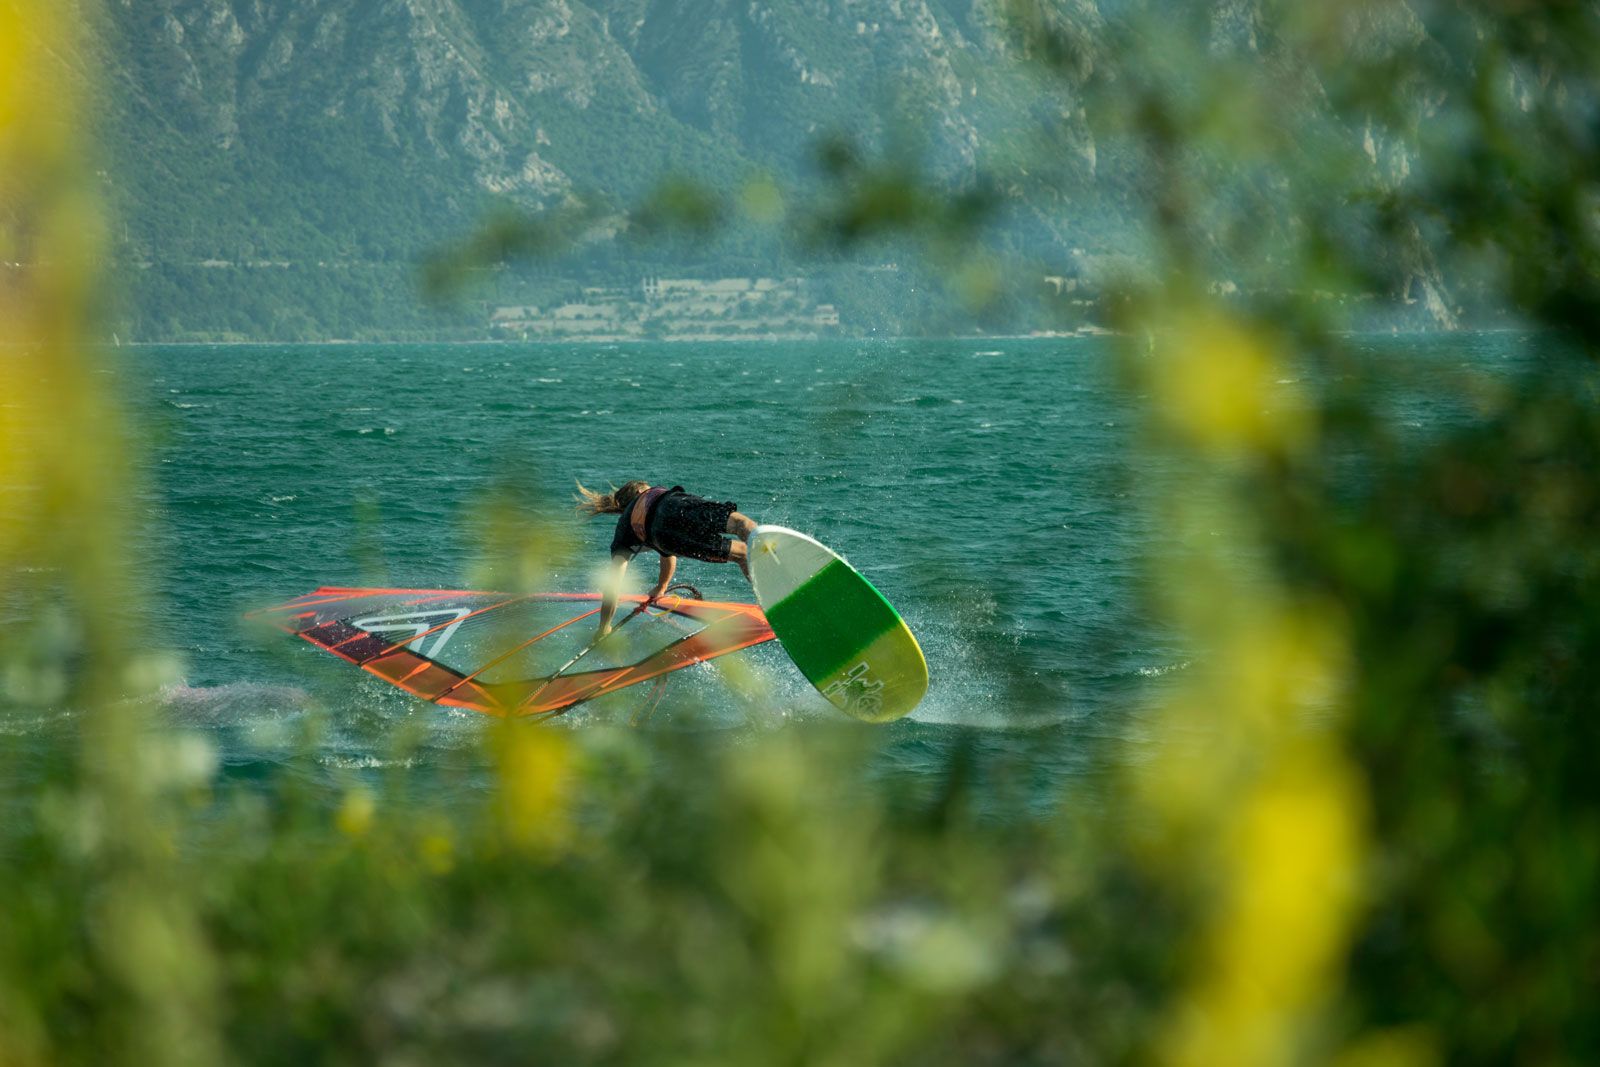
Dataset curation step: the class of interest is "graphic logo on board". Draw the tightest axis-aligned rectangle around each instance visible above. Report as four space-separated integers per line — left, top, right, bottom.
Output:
823 661 885 717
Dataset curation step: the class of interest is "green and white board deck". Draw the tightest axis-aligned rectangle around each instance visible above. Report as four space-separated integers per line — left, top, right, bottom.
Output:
747 525 928 722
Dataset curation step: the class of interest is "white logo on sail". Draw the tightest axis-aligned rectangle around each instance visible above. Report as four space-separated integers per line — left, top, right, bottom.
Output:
352 608 472 658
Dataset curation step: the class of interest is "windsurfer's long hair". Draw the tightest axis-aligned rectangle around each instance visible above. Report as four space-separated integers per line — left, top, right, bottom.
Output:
575 479 649 516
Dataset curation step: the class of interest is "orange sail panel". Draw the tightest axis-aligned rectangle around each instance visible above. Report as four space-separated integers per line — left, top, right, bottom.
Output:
250 587 776 717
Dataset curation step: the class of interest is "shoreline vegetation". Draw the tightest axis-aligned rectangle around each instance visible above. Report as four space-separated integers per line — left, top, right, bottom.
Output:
111 327 1115 348
121 323 1546 349
104 265 1502 346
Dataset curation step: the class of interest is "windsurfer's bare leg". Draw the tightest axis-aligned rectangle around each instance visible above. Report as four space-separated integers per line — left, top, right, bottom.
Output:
726 511 757 540
727 539 751 582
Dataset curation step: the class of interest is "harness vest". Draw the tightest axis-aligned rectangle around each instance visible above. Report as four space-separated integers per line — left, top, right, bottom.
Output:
628 486 670 544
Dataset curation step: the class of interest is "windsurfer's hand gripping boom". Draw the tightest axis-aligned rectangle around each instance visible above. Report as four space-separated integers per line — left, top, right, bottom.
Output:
597 552 676 637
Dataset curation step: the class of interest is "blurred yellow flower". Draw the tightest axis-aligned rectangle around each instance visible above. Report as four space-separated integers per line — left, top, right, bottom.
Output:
337 789 376 838
1134 600 1349 844
1131 294 1365 1067
1152 687 1366 1067
0 4 29 140
495 725 577 854
1335 1025 1440 1067
1150 310 1311 458
420 830 455 875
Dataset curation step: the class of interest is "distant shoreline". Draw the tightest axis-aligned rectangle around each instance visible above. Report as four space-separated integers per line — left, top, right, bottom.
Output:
111 328 1115 348
105 324 1533 348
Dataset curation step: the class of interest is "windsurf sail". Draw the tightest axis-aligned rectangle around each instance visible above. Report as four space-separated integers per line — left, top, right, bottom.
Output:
249 586 775 718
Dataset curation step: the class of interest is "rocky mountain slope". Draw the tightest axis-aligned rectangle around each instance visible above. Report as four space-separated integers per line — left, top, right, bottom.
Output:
87 0 1460 339
100 0 1071 263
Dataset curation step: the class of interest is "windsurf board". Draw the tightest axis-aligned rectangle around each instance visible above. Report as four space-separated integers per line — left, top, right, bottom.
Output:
746 525 928 722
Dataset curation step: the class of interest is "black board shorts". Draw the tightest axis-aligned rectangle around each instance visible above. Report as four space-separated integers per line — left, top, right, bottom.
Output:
650 491 737 562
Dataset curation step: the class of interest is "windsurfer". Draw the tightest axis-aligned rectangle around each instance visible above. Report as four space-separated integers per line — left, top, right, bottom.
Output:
576 480 758 637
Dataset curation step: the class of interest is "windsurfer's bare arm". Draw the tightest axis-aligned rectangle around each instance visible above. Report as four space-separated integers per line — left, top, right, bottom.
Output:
649 554 677 602
725 512 755 582
598 554 629 637
727 539 750 582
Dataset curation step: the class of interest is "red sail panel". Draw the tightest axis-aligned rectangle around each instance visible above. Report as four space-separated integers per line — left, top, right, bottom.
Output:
250 587 776 717
516 610 776 714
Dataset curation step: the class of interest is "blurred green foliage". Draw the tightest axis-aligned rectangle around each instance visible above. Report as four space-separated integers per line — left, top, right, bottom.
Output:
997 2 1600 1063
5 1 1600 1065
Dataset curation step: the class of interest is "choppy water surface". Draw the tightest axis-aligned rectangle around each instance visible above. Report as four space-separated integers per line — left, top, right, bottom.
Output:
12 333 1537 816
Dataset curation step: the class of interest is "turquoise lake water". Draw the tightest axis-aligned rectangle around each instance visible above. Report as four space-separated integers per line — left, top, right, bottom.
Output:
8 333 1532 816
123 338 1161 807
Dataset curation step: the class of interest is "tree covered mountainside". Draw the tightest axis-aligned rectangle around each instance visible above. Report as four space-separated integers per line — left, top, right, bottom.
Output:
95 0 1097 339
93 0 1467 341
